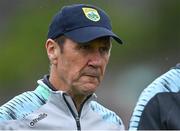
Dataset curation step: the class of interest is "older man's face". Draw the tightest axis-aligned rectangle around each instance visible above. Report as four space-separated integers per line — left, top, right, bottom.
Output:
55 37 111 96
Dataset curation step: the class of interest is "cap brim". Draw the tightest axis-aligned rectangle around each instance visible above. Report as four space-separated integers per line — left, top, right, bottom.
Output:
64 26 123 44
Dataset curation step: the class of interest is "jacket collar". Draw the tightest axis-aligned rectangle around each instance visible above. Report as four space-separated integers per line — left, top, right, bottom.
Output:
36 78 97 117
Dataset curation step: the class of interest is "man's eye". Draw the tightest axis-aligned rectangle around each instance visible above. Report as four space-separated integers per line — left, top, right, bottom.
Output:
99 47 109 53
80 45 91 50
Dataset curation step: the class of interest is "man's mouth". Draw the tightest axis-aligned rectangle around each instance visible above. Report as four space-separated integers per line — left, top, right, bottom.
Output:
81 71 100 78
83 73 98 77
80 72 100 82
80 68 101 82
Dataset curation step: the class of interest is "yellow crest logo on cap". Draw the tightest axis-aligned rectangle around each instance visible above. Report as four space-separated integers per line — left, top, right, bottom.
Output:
82 7 100 22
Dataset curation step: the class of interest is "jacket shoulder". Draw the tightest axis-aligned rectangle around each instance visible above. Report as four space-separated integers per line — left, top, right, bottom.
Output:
90 101 124 127
0 86 50 121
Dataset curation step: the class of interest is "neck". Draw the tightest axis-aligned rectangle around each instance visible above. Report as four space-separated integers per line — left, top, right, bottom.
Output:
49 67 68 91
70 94 87 111
68 91 93 112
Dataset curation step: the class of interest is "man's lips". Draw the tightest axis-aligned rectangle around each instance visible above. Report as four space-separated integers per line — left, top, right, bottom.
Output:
80 71 101 82
81 71 100 77
83 73 98 77
79 67 101 82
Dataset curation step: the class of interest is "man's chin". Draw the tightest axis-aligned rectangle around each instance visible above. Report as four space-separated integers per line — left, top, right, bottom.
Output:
72 80 99 95
80 84 98 95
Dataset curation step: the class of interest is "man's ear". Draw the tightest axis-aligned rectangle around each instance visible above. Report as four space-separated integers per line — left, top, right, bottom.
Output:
45 39 60 65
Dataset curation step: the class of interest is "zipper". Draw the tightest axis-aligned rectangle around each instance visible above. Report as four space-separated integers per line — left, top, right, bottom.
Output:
63 94 92 131
75 116 81 131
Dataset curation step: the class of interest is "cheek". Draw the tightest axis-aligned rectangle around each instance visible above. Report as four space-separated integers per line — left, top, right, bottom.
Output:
59 56 87 79
71 59 87 75
101 56 110 75
103 55 110 68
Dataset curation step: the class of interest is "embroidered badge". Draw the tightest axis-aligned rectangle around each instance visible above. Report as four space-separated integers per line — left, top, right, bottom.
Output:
82 7 100 22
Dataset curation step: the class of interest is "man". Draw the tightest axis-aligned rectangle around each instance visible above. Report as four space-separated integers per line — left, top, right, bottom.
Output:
0 4 124 130
129 64 180 130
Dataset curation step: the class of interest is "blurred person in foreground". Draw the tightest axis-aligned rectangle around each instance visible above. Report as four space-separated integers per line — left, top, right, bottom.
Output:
129 64 180 130
0 4 125 130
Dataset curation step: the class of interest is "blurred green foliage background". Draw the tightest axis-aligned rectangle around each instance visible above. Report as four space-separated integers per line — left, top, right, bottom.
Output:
0 0 179 128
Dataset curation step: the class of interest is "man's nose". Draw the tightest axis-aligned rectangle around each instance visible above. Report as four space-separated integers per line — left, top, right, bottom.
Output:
87 49 103 68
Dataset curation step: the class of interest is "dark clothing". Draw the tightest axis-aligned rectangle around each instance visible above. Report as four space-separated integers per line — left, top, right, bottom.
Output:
139 92 180 130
